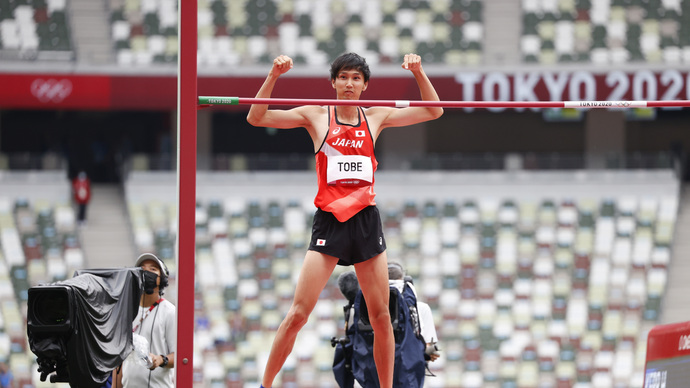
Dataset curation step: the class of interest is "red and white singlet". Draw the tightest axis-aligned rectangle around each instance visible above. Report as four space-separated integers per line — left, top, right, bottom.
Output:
314 106 378 222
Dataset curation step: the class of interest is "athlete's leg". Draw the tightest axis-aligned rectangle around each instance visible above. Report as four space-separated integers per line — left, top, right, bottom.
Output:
261 250 339 388
354 251 394 388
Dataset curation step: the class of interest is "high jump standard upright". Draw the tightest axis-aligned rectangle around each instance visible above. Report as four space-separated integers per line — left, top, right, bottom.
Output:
176 0 196 386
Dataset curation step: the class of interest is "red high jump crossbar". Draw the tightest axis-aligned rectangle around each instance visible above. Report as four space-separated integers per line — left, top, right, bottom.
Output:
198 96 690 109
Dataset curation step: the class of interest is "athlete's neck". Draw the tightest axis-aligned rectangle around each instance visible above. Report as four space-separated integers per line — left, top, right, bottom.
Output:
335 106 359 125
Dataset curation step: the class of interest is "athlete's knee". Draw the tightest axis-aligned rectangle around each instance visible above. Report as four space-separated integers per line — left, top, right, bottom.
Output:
367 307 392 334
283 306 310 333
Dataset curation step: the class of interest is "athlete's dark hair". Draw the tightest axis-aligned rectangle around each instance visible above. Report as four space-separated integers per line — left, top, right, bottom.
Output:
330 52 371 83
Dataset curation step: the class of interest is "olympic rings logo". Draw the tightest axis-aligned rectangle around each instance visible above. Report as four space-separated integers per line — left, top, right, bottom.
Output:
616 101 631 107
31 78 73 103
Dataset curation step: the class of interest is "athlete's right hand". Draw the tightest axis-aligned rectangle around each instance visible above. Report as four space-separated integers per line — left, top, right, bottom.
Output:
271 55 293 76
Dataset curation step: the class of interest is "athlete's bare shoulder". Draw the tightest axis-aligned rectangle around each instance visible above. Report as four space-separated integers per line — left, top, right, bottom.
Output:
288 104 324 125
363 106 395 118
300 104 328 116
361 106 395 137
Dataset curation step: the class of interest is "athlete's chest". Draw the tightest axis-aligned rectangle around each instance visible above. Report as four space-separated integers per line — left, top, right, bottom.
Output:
326 112 371 149
327 126 370 150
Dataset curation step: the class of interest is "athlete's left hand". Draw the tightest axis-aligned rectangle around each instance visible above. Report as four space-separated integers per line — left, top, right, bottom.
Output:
402 53 422 72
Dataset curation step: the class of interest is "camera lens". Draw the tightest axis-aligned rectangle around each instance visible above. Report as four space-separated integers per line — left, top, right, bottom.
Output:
29 287 71 331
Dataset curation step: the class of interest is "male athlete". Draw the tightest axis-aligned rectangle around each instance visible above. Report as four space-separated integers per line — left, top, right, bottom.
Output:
247 52 442 388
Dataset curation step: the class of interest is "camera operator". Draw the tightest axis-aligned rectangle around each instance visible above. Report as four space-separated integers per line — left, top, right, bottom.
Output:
333 261 440 388
387 262 440 362
114 253 176 388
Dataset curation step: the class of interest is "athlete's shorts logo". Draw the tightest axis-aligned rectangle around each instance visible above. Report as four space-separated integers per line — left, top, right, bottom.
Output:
316 239 326 246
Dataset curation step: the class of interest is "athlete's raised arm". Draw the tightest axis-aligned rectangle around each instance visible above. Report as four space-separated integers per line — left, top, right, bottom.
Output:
368 54 443 136
246 55 317 130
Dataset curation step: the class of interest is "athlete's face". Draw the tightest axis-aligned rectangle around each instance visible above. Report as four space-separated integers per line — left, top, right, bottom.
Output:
332 69 368 100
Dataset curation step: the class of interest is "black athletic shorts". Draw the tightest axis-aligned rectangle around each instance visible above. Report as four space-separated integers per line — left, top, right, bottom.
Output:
308 206 387 266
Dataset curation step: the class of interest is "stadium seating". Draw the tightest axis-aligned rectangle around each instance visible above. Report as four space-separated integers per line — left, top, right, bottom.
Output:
9 0 690 67
5 0 690 66
0 170 678 386
121 172 676 387
0 195 83 386
520 0 690 64
0 0 74 60
108 0 485 67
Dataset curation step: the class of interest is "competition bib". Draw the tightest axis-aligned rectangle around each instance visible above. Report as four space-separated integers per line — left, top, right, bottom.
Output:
327 155 373 186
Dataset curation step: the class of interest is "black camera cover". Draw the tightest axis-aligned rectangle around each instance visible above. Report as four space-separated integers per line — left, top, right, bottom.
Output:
28 267 144 388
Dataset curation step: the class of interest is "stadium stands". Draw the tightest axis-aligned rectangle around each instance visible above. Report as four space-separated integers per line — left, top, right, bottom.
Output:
0 172 78 386
4 0 689 67
108 0 485 67
0 0 74 61
118 170 680 387
0 169 683 386
521 0 690 64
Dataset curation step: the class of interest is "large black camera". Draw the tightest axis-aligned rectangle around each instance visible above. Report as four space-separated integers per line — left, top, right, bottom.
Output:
27 267 151 388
